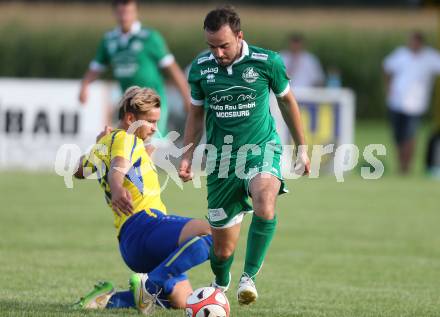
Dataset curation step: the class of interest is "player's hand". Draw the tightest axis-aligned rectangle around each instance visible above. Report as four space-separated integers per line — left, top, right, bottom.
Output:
294 148 311 176
111 186 133 217
96 125 112 142
179 158 193 182
79 85 88 105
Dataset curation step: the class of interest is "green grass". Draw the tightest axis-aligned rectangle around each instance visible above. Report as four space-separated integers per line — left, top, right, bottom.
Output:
1 122 439 316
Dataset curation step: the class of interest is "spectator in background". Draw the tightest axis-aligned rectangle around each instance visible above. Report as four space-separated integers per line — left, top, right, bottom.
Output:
79 0 190 136
273 33 324 175
383 31 440 174
280 33 325 88
326 65 342 88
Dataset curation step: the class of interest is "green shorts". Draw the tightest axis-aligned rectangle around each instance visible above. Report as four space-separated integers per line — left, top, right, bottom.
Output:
206 143 288 228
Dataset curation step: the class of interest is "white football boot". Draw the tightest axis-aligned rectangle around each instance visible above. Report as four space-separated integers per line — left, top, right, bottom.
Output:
211 272 231 293
237 273 258 305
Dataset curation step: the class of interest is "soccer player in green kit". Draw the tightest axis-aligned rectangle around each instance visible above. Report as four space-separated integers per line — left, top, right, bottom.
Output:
79 0 190 135
179 7 311 305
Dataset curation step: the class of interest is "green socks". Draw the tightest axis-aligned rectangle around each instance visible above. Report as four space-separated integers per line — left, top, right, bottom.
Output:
210 246 233 287
244 214 278 280
209 214 277 285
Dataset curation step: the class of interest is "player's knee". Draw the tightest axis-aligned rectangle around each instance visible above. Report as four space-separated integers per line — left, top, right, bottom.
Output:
169 280 192 309
214 246 234 261
179 219 211 245
170 297 187 309
191 219 211 235
196 220 211 236
254 205 275 220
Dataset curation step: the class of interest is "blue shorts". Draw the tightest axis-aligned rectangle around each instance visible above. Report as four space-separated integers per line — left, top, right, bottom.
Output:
118 209 192 273
388 110 420 144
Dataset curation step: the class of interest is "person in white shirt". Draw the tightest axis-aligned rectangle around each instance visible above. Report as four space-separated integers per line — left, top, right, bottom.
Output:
280 33 325 88
383 31 440 174
273 34 324 175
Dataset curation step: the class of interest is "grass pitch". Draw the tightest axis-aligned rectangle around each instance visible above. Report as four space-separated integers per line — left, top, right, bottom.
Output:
0 122 439 317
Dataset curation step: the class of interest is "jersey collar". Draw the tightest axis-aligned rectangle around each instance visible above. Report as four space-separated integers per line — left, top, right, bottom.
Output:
116 21 142 45
209 40 250 75
118 20 141 35
234 40 250 64
227 40 249 74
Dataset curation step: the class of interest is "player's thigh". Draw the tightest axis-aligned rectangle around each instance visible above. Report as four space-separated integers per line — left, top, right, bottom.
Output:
141 215 194 270
168 279 193 309
249 173 281 219
178 219 211 245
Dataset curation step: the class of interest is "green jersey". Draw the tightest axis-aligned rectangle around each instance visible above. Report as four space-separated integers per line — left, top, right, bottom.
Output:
91 22 173 135
188 41 290 158
91 21 173 93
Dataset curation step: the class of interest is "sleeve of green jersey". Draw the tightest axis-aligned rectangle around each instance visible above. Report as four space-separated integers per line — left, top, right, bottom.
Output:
270 53 291 97
187 62 205 106
90 37 110 71
149 30 175 68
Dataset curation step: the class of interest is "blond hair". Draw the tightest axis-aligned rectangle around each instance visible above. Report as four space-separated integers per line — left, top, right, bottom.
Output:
118 86 161 120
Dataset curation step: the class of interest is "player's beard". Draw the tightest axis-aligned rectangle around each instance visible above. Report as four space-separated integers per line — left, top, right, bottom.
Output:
217 41 242 67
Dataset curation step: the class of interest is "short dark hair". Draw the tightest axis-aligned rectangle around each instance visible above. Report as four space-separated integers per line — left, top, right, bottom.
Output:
204 6 241 34
411 31 425 43
112 0 137 7
289 33 304 43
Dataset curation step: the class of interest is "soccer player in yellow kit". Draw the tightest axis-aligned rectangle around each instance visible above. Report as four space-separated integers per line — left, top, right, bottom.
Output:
73 87 212 314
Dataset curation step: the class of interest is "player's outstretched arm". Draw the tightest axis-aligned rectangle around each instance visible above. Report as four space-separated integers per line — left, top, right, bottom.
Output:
79 69 101 105
109 157 133 216
163 62 192 112
277 90 310 175
73 156 85 179
179 105 205 181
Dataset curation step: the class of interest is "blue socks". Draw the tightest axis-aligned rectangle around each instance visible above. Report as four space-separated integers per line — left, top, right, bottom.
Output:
106 291 134 309
106 235 212 309
148 235 212 295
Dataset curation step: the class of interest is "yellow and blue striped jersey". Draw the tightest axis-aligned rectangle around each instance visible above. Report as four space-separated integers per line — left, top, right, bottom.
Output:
82 129 167 233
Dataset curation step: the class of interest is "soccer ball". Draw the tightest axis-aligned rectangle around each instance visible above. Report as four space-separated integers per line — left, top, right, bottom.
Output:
185 287 230 317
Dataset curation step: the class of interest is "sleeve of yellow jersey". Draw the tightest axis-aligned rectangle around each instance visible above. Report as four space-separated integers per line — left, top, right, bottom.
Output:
81 153 96 176
110 131 138 162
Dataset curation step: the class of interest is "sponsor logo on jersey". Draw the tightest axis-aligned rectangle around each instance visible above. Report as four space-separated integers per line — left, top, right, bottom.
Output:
242 67 259 83
201 67 219 76
251 52 268 61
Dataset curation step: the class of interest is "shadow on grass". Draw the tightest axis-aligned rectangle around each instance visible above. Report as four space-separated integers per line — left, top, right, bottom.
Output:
0 299 139 317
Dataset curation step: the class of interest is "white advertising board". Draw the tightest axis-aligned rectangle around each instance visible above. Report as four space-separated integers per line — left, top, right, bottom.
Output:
0 79 110 170
270 87 356 175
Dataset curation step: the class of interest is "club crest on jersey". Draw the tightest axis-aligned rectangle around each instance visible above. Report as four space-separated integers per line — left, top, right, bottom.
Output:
130 40 143 52
242 67 259 83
